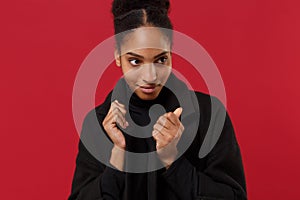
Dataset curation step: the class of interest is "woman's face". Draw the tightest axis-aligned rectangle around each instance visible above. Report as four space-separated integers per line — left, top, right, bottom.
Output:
115 27 172 100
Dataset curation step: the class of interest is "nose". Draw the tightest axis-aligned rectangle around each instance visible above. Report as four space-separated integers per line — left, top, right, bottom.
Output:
142 63 157 83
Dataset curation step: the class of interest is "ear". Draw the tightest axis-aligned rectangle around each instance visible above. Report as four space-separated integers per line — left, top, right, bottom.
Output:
114 50 121 67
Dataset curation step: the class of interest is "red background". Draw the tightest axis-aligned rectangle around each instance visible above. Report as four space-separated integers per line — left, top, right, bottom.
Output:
1 0 299 199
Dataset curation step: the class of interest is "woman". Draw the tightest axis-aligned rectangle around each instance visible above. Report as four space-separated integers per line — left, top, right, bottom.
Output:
68 0 247 199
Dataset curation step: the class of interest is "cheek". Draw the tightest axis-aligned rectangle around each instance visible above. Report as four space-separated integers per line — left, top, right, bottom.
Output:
122 67 143 88
156 66 172 82
120 62 130 74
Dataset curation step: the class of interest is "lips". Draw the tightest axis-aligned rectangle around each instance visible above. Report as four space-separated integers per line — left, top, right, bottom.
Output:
139 85 157 94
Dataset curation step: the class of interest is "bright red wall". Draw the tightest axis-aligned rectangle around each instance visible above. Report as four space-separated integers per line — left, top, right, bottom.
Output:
1 0 299 199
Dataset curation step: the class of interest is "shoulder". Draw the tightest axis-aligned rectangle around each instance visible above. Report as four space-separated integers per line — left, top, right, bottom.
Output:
190 90 226 115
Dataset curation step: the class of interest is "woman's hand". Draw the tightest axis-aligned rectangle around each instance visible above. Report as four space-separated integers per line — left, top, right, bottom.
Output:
152 107 184 169
102 100 128 170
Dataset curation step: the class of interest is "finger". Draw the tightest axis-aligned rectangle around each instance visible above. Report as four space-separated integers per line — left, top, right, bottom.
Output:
115 115 125 129
114 100 125 108
152 129 168 141
113 113 128 129
173 107 183 118
112 107 127 123
112 101 127 115
156 115 172 129
156 116 184 140
153 123 165 135
105 109 126 128
155 116 179 140
105 120 125 146
111 105 129 127
113 102 128 126
157 119 171 130
153 126 174 143
166 112 180 127
103 111 115 125
152 130 167 149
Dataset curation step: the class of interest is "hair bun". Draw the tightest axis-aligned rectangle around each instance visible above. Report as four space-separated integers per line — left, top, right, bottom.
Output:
112 0 170 17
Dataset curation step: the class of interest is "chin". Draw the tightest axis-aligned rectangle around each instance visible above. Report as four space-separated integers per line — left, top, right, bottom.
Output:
135 91 160 100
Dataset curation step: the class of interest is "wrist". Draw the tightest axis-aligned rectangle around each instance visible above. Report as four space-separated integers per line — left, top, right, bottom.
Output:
110 145 125 171
157 148 178 169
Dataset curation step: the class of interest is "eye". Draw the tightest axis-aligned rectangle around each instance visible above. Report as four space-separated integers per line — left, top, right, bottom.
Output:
129 59 141 66
155 56 168 64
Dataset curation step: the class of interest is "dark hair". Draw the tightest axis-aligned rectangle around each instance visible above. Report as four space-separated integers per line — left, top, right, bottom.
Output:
111 0 173 52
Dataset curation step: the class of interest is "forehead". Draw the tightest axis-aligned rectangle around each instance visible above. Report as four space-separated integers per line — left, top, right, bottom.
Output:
120 27 171 54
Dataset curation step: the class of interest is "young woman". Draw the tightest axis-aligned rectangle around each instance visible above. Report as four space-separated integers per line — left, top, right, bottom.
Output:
68 0 247 199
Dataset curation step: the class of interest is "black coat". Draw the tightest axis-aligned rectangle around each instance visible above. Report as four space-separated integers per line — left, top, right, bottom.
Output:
68 73 247 200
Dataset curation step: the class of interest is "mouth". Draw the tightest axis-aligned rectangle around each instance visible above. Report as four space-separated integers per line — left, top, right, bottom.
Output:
139 84 159 94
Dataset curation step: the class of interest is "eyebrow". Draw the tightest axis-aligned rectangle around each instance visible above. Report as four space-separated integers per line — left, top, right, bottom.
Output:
125 51 168 59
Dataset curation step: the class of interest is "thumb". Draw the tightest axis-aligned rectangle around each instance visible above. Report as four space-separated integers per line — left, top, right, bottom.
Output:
173 107 183 118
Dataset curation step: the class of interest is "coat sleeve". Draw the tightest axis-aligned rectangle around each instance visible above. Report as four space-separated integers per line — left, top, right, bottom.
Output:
161 97 247 200
68 109 125 200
